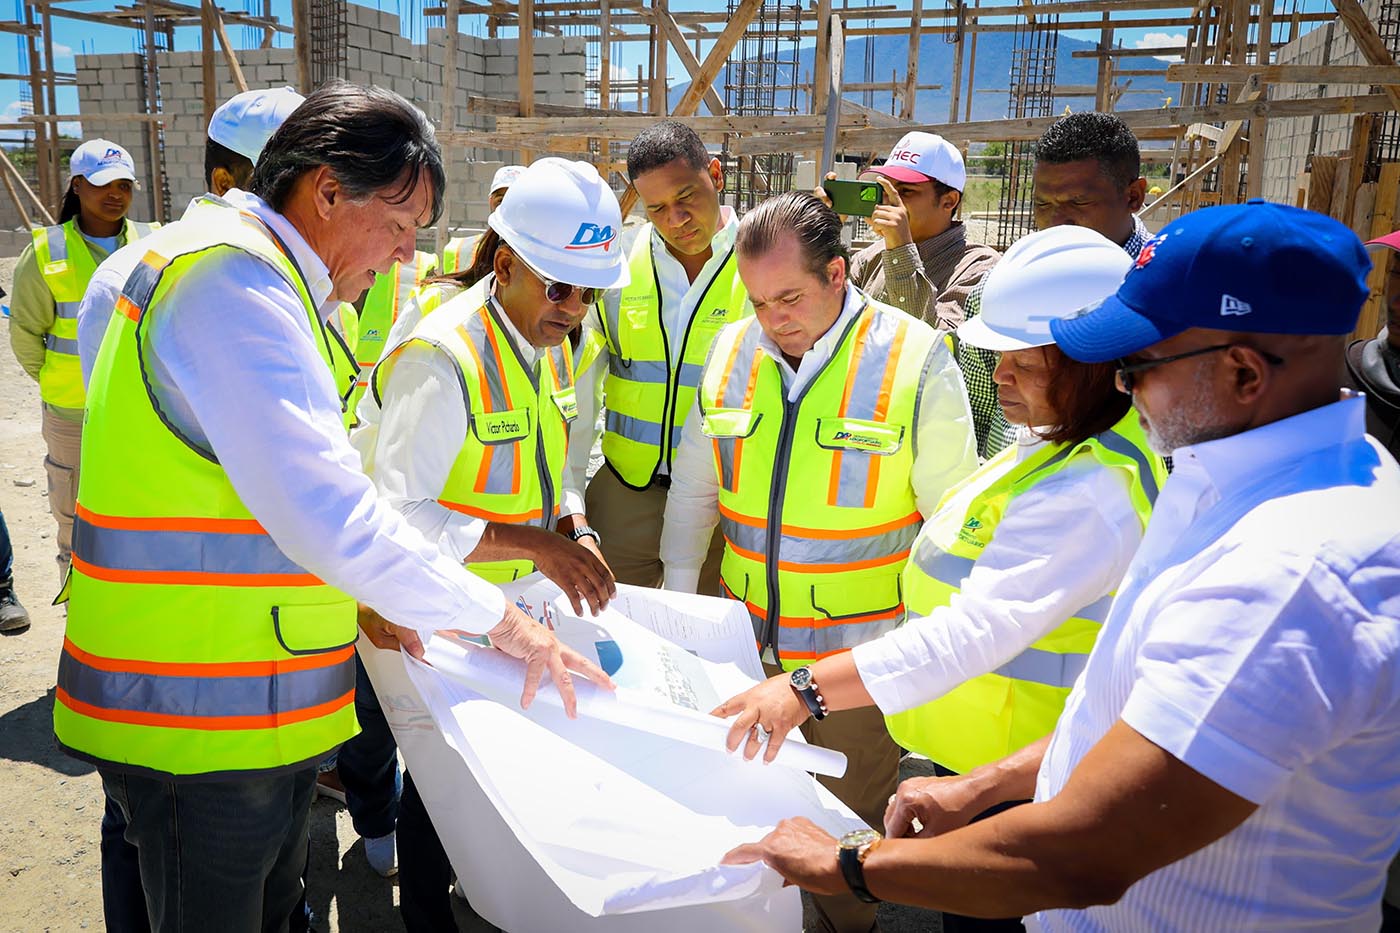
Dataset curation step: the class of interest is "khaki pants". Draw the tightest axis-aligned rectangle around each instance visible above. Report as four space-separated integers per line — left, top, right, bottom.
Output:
584 464 724 594
767 663 900 933
41 405 81 587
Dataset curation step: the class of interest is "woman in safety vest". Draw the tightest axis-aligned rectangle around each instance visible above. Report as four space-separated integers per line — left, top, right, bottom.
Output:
713 225 1167 933
7 138 155 586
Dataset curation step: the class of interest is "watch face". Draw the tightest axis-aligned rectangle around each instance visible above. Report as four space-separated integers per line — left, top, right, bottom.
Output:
840 829 882 850
790 667 813 690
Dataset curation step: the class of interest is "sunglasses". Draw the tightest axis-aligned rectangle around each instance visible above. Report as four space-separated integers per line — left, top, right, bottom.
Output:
510 251 601 307
1115 342 1285 393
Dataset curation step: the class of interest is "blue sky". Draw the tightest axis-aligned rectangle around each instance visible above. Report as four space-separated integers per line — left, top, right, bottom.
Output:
1 0 1336 143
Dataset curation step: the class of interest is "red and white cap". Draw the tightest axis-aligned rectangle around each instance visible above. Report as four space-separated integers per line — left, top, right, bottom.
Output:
864 131 966 191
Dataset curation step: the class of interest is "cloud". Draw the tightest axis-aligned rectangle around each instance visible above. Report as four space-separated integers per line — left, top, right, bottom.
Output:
1135 31 1187 63
2 100 30 121
52 42 74 61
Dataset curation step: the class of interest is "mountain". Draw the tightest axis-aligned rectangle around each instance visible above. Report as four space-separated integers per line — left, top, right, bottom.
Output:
662 32 1179 124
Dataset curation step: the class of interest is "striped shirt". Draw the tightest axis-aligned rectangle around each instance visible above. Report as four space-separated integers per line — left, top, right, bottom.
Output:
1029 397 1400 932
965 215 1152 460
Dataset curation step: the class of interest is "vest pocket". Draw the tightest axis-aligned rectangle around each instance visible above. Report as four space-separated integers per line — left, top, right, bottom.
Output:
809 573 903 621
470 408 532 445
701 408 762 439
813 417 905 456
272 599 358 656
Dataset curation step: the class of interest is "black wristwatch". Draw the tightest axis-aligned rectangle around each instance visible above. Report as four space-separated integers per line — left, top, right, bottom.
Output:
789 666 829 721
567 525 601 546
838 829 883 903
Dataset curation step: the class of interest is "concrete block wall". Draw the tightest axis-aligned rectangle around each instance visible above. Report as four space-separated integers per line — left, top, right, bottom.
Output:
1260 0 1383 205
69 0 588 235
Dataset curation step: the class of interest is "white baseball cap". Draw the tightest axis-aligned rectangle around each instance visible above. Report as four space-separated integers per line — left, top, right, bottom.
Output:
488 158 630 289
490 164 526 195
957 226 1133 352
208 86 306 163
69 139 136 187
865 131 966 191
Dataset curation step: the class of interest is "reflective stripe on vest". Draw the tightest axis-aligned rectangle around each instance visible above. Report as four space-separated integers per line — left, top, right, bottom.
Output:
59 204 358 779
349 251 439 411
33 217 157 408
441 235 479 275
600 226 750 488
884 410 1164 773
698 295 941 669
381 277 575 583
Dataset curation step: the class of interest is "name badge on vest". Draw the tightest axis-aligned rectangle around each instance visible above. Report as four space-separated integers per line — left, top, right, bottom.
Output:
701 408 763 439
471 408 531 445
815 418 904 456
552 387 579 423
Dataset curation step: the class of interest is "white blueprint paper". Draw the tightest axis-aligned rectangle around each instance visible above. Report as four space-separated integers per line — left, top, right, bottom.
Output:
386 578 867 922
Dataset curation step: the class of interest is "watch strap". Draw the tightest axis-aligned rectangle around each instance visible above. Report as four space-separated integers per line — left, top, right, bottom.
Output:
838 842 880 904
567 525 601 545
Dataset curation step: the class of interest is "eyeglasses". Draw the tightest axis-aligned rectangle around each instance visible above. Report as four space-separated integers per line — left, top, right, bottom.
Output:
1115 342 1285 393
511 251 600 307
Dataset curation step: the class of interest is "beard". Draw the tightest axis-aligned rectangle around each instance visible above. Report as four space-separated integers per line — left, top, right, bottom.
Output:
1137 359 1235 455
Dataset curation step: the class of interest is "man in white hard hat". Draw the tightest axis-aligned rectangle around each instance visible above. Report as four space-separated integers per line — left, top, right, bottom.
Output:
440 163 525 274
77 86 307 387
372 156 625 931
61 83 611 931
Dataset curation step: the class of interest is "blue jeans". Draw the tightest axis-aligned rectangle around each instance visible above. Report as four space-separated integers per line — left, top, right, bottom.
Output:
337 652 401 839
398 771 458 933
1 508 14 579
101 766 317 933
101 794 150 933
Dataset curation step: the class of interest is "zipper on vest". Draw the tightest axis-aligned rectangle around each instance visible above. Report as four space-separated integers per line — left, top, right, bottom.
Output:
762 394 800 662
661 248 738 477
536 370 556 530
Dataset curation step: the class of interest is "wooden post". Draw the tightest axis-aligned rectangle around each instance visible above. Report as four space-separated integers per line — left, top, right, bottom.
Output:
1360 162 1400 341
1246 0 1272 201
904 0 923 123
24 1 51 212
212 8 249 93
262 0 273 48
963 0 978 123
811 0 831 166
519 0 535 162
0 150 33 228
1342 113 1375 223
40 1 61 208
0 146 54 225
820 15 845 173
143 0 168 223
1330 0 1400 110
1094 11 1113 112
201 0 217 131
437 0 459 252
292 0 311 94
653 0 668 116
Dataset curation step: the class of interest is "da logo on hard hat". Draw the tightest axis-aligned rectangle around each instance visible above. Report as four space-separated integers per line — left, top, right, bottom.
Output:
103 148 125 162
566 222 616 252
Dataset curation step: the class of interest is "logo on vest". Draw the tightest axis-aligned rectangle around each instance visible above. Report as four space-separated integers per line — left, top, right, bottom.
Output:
565 222 616 252
958 515 988 547
833 430 884 450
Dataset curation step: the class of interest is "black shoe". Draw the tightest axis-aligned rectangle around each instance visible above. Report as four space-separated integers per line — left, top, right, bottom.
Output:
0 577 31 633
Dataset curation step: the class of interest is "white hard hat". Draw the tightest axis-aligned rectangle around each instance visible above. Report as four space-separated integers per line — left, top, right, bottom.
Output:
209 86 306 163
490 164 526 194
70 139 136 186
488 158 630 289
957 226 1133 352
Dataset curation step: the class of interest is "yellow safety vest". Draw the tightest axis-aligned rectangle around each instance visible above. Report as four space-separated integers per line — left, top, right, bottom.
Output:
441 235 480 275
377 278 577 583
885 410 1164 774
350 250 439 411
698 295 941 670
599 226 751 489
55 206 359 779
31 217 157 408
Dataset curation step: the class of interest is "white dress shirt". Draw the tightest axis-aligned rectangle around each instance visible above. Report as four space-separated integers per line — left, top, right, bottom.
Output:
124 189 506 634
368 277 584 561
76 195 225 389
565 208 740 494
661 283 978 594
1029 396 1400 933
851 428 1145 713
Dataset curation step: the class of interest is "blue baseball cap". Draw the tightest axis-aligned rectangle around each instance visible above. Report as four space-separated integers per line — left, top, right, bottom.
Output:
1050 199 1373 363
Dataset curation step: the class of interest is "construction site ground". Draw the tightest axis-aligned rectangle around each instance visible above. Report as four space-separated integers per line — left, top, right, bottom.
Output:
0 252 944 931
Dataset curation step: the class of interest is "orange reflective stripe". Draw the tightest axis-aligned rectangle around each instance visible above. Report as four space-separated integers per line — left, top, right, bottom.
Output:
76 503 268 536
115 294 141 323
437 498 553 524
481 320 522 495
62 637 353 679
57 685 354 732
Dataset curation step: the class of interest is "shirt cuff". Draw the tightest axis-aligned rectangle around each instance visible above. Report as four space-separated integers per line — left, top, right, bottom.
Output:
559 488 585 520
1120 678 1289 805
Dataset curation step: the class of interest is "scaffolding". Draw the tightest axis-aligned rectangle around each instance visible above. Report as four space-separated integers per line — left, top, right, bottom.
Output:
720 0 802 212
309 0 347 88
994 2 1059 250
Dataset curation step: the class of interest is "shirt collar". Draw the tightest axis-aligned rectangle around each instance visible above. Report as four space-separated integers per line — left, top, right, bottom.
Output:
484 274 540 368
1172 395 1368 500
1122 214 1152 258
224 188 337 318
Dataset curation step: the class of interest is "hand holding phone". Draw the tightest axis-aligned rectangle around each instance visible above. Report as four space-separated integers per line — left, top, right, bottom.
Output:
821 178 885 218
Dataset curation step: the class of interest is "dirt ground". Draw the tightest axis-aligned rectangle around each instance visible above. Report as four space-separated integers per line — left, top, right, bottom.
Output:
0 253 941 933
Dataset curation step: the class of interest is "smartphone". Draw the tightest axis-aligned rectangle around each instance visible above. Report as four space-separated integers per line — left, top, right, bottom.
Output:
822 179 884 217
